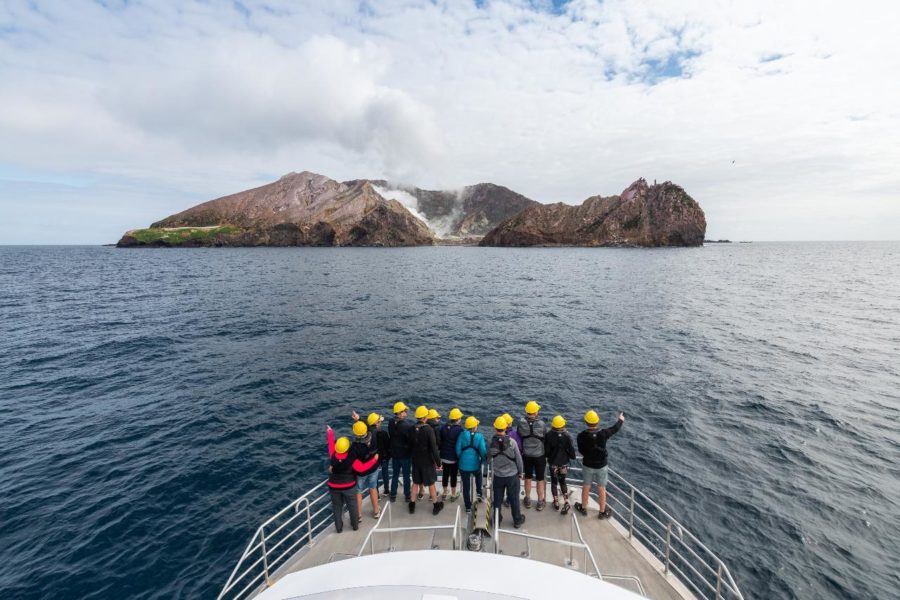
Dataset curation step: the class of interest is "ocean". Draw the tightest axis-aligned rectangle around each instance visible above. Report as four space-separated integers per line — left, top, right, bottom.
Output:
0 243 898 599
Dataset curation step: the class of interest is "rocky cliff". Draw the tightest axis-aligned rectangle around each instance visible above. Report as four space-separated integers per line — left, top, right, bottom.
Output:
118 172 434 247
479 179 706 247
349 180 539 237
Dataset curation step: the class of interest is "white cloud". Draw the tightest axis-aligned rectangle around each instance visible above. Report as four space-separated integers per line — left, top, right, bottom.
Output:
0 0 899 242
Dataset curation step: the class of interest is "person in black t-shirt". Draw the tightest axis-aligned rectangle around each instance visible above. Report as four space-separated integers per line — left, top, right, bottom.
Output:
576 409 624 519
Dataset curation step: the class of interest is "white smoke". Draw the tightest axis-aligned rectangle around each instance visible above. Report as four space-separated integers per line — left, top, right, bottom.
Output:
371 184 433 232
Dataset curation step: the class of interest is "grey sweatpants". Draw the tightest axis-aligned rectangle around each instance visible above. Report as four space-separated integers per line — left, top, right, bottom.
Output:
329 487 359 532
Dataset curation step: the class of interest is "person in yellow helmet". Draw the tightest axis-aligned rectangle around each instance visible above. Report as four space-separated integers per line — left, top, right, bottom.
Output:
489 416 525 528
409 406 442 515
388 401 414 503
455 416 487 512
545 415 576 514
517 400 548 510
350 417 380 520
439 407 464 502
576 409 625 519
326 425 377 533
423 408 442 501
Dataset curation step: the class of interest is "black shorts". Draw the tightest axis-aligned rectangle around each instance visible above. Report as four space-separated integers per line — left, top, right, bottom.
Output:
412 462 437 485
523 456 546 481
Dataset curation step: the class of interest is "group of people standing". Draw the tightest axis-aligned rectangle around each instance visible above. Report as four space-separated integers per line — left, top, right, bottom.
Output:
325 400 625 534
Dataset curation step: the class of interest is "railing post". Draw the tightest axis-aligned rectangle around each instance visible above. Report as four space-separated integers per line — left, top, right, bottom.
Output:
568 515 575 566
628 488 635 539
664 522 672 574
305 498 313 546
388 502 394 551
716 562 723 600
260 530 271 587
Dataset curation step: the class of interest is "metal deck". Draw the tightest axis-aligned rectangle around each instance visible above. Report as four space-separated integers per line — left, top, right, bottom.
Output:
218 466 743 600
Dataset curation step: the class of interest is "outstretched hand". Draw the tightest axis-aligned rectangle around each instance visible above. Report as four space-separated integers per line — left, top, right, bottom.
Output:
618 412 625 422
351 410 360 421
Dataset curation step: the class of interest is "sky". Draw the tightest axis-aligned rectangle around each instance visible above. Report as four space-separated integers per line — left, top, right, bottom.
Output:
1 0 898 243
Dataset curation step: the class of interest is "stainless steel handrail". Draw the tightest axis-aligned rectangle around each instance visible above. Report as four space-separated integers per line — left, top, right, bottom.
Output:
568 462 745 600
357 502 464 555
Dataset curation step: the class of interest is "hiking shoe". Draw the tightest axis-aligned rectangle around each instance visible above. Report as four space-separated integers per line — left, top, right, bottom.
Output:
598 508 612 519
561 502 571 515
514 516 526 529
536 499 546 511
408 501 416 514
433 501 444 515
552 497 560 511
574 502 587 516
523 497 532 509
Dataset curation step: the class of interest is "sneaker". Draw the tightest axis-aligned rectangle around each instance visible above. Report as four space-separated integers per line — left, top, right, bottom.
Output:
451 490 460 502
574 502 587 516
514 515 526 528
390 496 397 503
409 501 416 514
599 508 612 520
433 501 444 515
383 487 390 496
561 503 570 515
418 490 424 500
523 497 532 509
373 509 380 519
476 494 483 503
352 524 359 531
536 499 546 511
405 496 412 503
441 490 448 501
503 500 510 508
552 497 560 511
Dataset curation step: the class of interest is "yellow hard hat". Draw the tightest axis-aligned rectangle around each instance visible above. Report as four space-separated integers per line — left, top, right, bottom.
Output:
415 405 429 419
584 409 600 425
525 400 541 414
502 413 514 427
335 437 350 454
352 421 367 437
428 408 440 420
552 415 566 429
367 412 382 426
465 416 479 429
494 416 508 430
449 408 463 421
393 401 409 414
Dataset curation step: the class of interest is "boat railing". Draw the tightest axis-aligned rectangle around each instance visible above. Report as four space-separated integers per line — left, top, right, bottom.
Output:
357 502 464 555
569 463 744 600
217 479 333 600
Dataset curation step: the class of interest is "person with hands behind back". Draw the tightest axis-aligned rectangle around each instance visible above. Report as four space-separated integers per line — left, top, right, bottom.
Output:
576 410 625 519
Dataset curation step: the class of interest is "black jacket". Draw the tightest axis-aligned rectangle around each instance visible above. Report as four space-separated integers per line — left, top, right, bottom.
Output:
350 433 379 476
577 421 622 468
375 429 391 463
545 429 576 467
411 422 440 466
388 418 413 459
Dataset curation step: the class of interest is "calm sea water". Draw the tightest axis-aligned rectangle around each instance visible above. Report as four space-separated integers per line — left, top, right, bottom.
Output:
0 244 898 599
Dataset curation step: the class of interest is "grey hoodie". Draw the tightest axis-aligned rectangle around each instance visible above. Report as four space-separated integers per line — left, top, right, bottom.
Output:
517 416 547 458
489 434 523 477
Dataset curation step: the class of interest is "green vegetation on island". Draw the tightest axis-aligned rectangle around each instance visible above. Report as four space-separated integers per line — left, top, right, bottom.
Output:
127 226 241 245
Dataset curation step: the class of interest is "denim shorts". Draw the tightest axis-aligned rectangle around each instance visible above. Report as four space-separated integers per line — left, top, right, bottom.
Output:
357 471 379 491
581 465 608 488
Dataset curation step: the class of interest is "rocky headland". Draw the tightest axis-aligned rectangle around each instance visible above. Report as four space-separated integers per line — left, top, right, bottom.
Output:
116 172 706 248
479 179 706 248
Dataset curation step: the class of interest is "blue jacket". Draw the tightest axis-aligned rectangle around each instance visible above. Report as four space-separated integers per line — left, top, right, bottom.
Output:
439 423 463 462
455 430 487 472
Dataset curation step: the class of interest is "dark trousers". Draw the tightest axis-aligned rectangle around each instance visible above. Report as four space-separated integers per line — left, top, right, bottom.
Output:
379 460 390 492
329 487 359 533
441 461 459 488
550 466 569 499
390 457 411 499
460 469 483 510
493 475 522 523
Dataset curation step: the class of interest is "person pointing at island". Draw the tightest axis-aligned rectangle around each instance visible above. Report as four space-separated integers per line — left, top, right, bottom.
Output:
576 409 625 519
